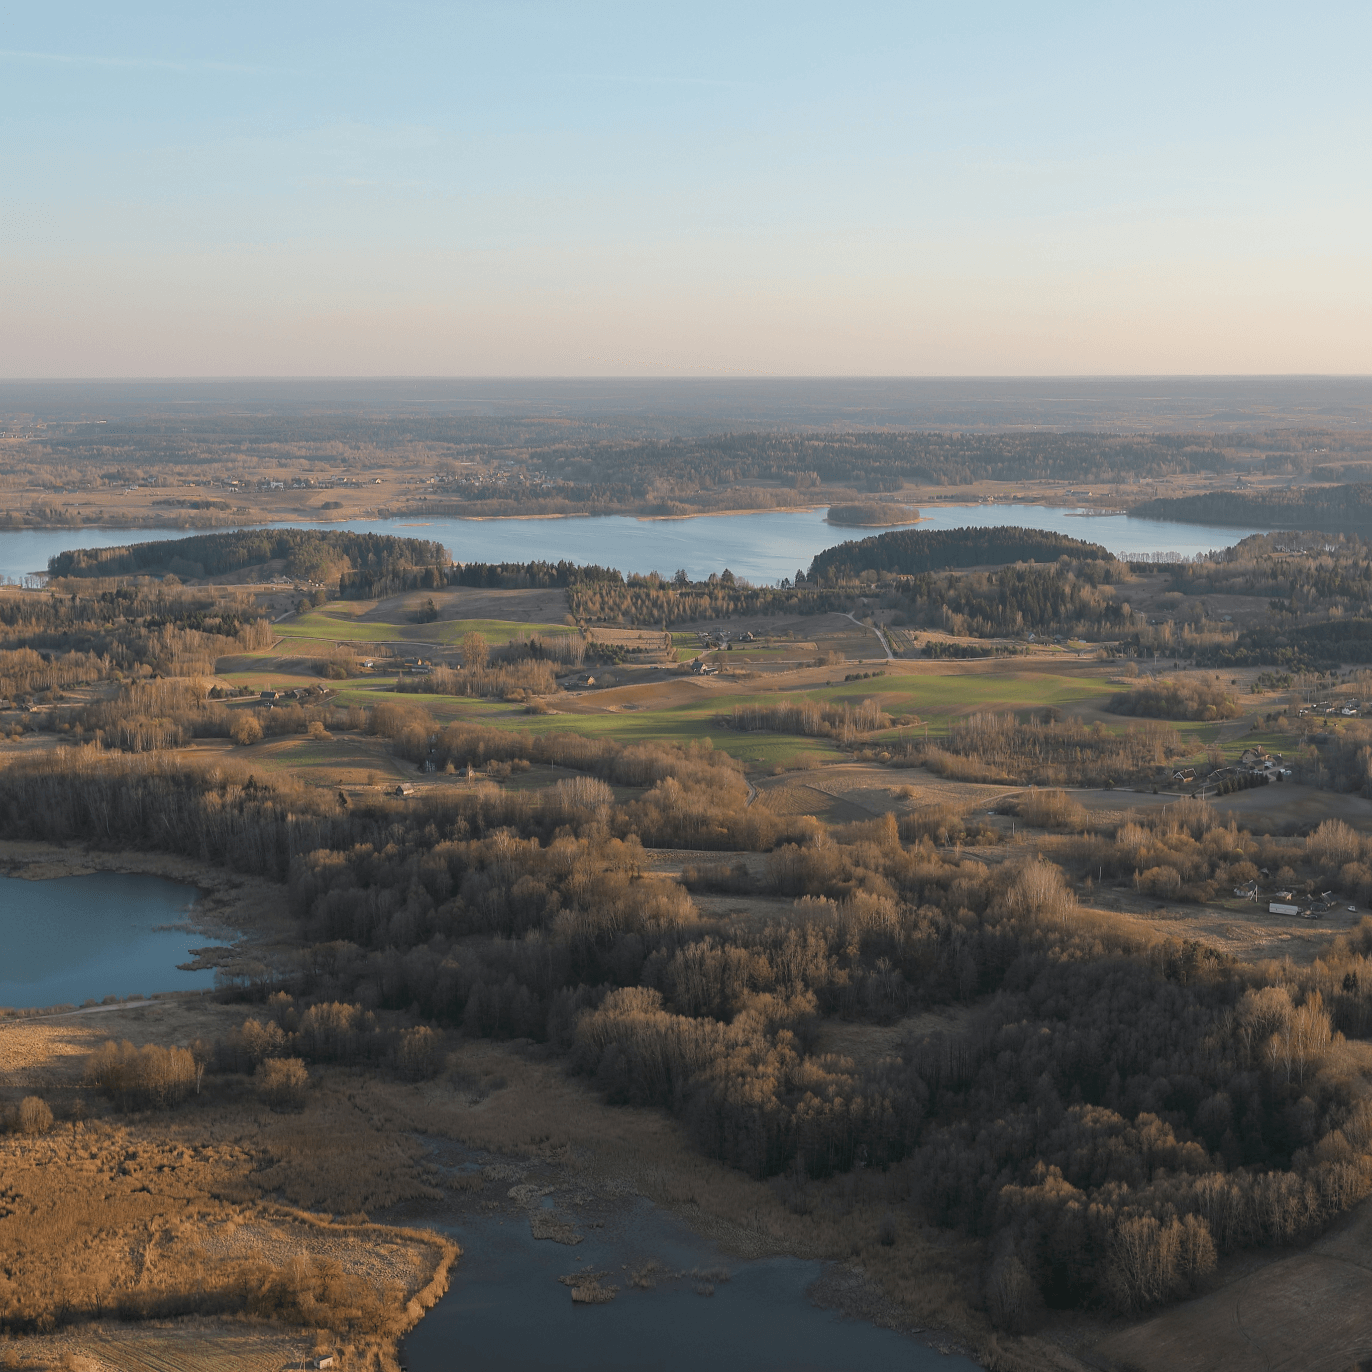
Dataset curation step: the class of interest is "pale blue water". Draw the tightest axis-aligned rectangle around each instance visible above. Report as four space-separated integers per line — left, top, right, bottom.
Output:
3 504 1269 586
403 1198 980 1372
0 873 220 1008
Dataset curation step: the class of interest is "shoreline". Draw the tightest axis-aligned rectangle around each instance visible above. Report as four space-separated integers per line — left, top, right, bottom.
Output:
389 1132 979 1370
0 838 289 946
824 516 926 529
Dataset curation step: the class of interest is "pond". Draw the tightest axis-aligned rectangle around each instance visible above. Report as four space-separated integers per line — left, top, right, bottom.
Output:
401 1196 981 1372
1 503 1271 587
0 872 222 1009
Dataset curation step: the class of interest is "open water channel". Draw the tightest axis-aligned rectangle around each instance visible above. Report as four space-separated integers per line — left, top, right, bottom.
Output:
0 504 1273 586
401 1190 982 1372
0 872 219 1008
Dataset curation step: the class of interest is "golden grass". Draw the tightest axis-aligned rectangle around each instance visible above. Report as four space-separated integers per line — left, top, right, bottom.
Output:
0 1004 457 1370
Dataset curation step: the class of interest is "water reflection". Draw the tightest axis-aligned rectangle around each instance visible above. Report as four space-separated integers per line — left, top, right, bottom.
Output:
402 1197 980 1372
0 504 1270 586
0 873 220 1008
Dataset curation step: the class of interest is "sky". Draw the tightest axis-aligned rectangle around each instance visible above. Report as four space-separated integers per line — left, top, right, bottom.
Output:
1 2 1369 378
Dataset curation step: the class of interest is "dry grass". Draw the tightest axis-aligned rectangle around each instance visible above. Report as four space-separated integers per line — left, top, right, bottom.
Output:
0 1004 457 1369
755 763 1012 819
0 1320 317 1371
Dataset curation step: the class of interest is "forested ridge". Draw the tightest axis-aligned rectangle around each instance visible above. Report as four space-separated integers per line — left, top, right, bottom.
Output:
1132 482 1372 531
555 432 1229 492
807 527 1113 581
48 529 448 582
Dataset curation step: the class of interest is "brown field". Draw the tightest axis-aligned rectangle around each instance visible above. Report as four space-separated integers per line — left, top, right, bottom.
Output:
1078 896 1362 966
1089 1194 1372 1371
1209 780 1372 833
357 584 570 627
756 763 1013 819
6 1321 317 1372
0 1000 458 1371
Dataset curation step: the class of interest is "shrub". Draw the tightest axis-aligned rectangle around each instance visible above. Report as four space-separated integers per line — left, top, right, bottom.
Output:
256 1056 309 1109
86 1041 197 1109
229 713 263 746
1109 677 1241 721
16 1096 53 1135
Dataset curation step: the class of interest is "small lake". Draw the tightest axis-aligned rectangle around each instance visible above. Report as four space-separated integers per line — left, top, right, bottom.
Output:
0 873 220 1009
2 504 1271 587
403 1198 980 1372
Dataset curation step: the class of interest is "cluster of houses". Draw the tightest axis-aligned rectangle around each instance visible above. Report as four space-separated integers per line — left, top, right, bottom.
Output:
694 629 755 650
1172 746 1291 789
1265 890 1343 921
1299 699 1364 718
1231 871 1347 922
258 685 331 706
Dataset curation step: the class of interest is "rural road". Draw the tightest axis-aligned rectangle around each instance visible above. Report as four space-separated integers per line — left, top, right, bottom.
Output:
844 612 894 660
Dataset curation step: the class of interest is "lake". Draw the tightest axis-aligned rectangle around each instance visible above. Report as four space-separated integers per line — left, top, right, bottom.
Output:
2 504 1270 587
402 1196 980 1372
0 872 221 1008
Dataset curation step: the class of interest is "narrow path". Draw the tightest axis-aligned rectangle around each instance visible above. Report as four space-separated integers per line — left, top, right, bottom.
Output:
843 612 894 661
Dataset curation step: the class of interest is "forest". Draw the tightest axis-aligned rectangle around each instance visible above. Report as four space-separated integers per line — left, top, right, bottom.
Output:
5 734 1372 1326
1132 481 1372 532
806 527 1113 581
14 505 1372 1366
48 528 447 583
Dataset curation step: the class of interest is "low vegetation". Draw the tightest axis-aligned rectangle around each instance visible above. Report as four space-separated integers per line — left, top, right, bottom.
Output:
826 502 919 526
1108 676 1242 721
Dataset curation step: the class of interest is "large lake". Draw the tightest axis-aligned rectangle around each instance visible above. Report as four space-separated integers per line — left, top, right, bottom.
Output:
403 1197 980 1372
2 504 1269 586
0 872 219 1008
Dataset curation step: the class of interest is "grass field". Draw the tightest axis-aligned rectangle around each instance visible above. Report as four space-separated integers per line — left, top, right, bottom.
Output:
313 660 1134 769
277 610 572 647
1090 1189 1372 1372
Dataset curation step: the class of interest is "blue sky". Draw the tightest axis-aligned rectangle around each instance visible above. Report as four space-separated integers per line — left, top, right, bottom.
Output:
1 2 1368 376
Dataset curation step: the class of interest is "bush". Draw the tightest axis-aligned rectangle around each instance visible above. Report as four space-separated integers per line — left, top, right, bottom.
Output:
256 1056 309 1109
1109 677 1241 721
229 713 263 746
15 1096 53 1135
86 1041 197 1109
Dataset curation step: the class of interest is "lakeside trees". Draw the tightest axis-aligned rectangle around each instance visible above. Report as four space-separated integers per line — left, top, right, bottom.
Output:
8 727 1372 1321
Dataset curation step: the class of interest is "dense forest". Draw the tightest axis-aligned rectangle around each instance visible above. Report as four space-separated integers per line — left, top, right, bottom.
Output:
807 527 1113 582
553 432 1230 493
48 529 447 583
4 735 1372 1324
0 583 274 700
1132 482 1372 532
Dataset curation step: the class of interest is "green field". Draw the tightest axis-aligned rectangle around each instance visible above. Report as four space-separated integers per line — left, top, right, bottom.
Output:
321 664 1125 767
211 654 1281 776
810 667 1126 726
276 610 572 647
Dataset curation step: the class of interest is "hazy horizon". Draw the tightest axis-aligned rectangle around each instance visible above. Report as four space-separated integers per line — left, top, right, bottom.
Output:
4 375 1372 433
3 3 1367 378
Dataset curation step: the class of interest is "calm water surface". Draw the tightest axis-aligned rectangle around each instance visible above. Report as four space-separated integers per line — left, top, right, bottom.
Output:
2 505 1272 586
403 1199 980 1372
0 872 220 1008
